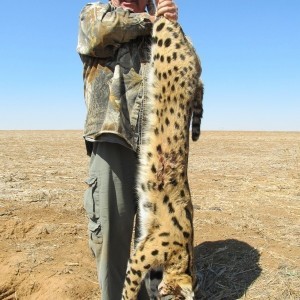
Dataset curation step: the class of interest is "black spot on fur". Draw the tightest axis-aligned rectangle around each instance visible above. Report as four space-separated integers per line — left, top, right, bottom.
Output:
157 144 162 153
159 232 170 237
165 117 170 126
162 241 169 246
183 231 190 238
164 252 168 261
179 147 183 156
168 202 175 213
156 22 165 32
158 183 164 191
163 195 169 203
131 268 142 277
158 39 163 47
173 241 183 247
186 243 191 275
151 250 159 256
172 217 183 231
185 207 193 224
164 38 171 47
170 178 178 186
151 164 157 173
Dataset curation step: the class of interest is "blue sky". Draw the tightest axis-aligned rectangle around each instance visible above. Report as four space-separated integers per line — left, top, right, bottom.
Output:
0 1 299 131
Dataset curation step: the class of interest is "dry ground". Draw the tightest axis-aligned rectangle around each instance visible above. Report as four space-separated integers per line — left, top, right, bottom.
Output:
0 130 299 299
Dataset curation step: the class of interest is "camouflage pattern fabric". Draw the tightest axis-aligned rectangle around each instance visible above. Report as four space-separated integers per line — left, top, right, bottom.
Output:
77 3 153 152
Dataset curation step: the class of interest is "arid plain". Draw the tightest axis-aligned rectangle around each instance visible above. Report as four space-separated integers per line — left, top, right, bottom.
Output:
0 130 299 299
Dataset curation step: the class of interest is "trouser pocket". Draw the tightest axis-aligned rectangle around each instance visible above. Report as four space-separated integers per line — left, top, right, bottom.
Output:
84 176 101 232
84 176 103 267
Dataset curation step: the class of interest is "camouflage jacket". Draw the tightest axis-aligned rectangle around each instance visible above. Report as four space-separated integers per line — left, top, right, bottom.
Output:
77 2 153 155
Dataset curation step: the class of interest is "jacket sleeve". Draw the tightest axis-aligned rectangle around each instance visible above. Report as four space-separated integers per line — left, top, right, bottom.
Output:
77 3 153 58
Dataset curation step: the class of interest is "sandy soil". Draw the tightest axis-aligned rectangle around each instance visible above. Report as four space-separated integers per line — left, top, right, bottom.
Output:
0 130 299 299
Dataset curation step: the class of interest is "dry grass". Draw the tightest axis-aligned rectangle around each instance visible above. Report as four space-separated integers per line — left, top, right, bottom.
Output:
0 130 299 299
190 131 300 299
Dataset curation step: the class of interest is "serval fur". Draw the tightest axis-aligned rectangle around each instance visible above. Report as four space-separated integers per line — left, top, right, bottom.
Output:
122 16 204 300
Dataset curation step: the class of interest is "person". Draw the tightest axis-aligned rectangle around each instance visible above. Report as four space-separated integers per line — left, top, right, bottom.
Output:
77 0 178 299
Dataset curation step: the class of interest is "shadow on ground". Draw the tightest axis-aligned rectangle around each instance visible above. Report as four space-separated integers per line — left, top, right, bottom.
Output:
194 239 262 300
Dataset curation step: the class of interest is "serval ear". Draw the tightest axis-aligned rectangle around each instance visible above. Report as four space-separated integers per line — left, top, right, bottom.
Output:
145 269 162 299
178 283 194 300
159 281 194 300
191 79 204 141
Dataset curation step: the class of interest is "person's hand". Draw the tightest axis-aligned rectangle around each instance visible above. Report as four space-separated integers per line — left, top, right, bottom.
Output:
148 14 156 23
155 0 178 22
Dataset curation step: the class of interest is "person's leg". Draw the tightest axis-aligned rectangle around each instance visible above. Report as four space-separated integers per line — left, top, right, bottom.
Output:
84 142 149 299
84 142 137 299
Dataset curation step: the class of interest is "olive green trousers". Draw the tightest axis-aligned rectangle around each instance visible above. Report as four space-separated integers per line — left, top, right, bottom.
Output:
84 142 149 300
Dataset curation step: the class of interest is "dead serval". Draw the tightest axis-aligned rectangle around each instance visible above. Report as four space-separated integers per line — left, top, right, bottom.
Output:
122 16 204 300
